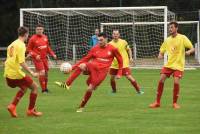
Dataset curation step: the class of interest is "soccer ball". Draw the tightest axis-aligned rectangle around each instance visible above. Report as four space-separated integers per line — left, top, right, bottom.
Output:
60 62 72 73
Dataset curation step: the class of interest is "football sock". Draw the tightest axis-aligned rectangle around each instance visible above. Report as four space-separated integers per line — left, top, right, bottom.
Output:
45 76 48 89
28 93 37 110
156 81 164 104
39 75 46 91
79 91 92 108
11 89 25 106
66 67 82 86
173 83 180 103
110 80 117 92
130 80 140 92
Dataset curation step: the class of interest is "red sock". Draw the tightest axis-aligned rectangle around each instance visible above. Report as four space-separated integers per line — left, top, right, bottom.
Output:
39 75 46 91
28 93 37 110
11 89 25 106
130 80 140 92
45 76 48 89
156 81 164 104
66 67 82 86
173 83 180 103
111 80 116 92
79 91 92 108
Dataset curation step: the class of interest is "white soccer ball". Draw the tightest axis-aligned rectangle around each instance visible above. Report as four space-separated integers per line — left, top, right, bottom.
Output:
60 62 72 73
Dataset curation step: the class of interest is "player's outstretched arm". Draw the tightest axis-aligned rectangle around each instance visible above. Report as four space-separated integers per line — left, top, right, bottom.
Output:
185 47 195 56
20 62 38 77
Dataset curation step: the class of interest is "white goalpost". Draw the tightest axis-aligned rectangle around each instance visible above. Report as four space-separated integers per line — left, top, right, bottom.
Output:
20 6 199 68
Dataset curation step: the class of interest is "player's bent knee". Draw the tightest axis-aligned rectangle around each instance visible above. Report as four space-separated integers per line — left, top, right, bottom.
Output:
39 70 45 76
79 63 87 71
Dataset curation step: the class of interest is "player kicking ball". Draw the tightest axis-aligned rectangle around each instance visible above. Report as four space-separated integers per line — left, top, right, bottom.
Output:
55 32 123 112
149 21 195 109
4 26 42 117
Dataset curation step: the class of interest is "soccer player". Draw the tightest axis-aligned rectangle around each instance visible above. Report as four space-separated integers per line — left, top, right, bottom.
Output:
149 21 195 109
27 24 57 93
55 32 123 112
4 26 42 117
109 30 144 94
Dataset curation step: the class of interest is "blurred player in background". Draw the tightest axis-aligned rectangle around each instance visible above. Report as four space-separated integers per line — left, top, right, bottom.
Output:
27 24 57 93
88 28 99 48
149 21 195 109
55 32 123 112
109 30 144 94
4 26 42 117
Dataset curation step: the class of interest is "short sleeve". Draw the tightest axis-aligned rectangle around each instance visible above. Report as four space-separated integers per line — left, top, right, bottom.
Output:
160 41 166 54
183 35 193 49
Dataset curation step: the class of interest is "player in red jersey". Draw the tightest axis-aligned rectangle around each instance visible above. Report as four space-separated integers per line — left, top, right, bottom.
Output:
4 26 42 117
55 32 123 112
27 24 57 93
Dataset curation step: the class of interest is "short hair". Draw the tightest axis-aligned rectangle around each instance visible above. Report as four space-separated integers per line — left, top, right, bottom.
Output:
36 23 44 28
98 32 107 38
18 26 29 36
169 21 178 28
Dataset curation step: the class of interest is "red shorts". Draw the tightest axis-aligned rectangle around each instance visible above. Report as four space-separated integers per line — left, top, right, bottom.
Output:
161 67 183 78
86 63 108 87
33 58 49 71
109 67 131 76
6 75 33 89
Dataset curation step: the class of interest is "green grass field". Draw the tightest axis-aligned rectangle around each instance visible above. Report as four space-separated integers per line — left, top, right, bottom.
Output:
0 68 200 134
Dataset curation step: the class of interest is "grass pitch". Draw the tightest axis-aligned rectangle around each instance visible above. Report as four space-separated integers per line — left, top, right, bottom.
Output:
0 68 200 134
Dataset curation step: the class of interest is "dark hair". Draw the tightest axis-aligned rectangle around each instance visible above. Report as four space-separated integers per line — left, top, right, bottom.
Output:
18 26 29 36
169 21 178 28
36 23 44 28
98 32 107 38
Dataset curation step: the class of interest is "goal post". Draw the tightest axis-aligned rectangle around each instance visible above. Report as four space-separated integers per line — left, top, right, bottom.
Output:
20 6 175 67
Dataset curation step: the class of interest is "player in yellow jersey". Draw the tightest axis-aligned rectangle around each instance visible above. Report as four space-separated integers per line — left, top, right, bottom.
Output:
4 26 42 117
109 30 143 94
149 21 195 109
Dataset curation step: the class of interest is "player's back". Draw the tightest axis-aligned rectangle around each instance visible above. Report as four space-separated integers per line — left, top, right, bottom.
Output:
4 39 26 79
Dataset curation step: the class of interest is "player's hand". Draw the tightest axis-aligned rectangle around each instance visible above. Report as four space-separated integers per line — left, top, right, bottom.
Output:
36 55 41 60
129 58 134 63
158 53 164 59
30 71 39 77
53 55 57 60
25 53 31 60
185 51 191 56
115 75 121 79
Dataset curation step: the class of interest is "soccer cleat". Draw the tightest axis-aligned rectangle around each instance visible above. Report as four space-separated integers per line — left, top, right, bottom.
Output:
42 89 50 93
76 107 84 113
27 108 43 117
137 90 144 95
54 81 70 90
7 104 17 117
149 102 160 108
173 103 181 109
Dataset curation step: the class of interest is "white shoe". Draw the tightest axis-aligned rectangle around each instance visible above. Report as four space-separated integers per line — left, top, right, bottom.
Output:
76 108 84 112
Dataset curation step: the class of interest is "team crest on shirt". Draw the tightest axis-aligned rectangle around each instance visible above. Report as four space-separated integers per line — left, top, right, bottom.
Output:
107 51 111 55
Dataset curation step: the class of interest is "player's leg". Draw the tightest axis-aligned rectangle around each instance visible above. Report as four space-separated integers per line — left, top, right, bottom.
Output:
149 73 168 108
172 71 183 109
43 59 49 92
109 68 117 93
27 80 42 116
77 84 96 112
125 74 143 94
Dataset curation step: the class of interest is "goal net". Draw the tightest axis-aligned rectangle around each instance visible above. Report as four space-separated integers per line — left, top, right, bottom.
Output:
20 7 176 67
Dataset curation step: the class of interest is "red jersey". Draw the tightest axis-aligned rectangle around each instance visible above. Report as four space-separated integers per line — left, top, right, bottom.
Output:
73 44 123 76
27 34 55 59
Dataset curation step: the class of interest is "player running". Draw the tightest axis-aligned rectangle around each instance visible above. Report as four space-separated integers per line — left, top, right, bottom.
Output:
55 32 123 112
149 21 195 109
4 26 42 117
27 24 57 93
109 30 144 94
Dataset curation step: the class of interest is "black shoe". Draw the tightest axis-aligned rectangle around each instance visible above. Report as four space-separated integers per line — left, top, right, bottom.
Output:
42 89 50 93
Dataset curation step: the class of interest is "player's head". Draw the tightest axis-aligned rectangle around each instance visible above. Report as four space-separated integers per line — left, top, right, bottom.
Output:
169 21 178 36
112 30 120 41
36 24 44 35
95 28 99 36
98 32 107 47
18 26 29 41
